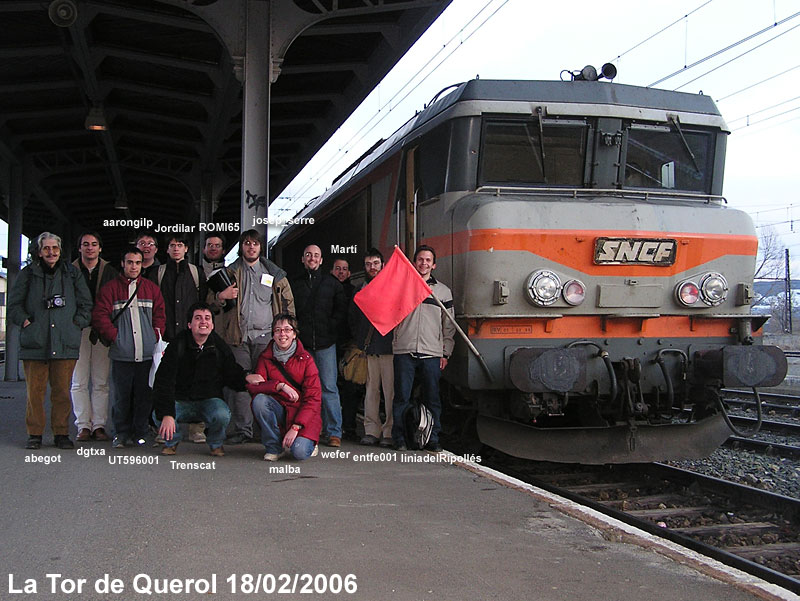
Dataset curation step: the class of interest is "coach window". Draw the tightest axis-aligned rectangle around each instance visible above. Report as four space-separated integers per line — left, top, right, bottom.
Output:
479 118 587 186
624 124 713 193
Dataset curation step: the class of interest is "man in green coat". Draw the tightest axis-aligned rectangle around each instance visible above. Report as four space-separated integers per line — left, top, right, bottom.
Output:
8 232 93 450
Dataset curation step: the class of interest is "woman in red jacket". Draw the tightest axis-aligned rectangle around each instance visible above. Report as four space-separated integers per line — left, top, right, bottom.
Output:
248 313 322 461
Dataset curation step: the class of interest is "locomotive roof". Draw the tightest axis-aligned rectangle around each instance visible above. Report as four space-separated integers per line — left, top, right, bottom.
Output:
280 78 724 232
447 79 722 116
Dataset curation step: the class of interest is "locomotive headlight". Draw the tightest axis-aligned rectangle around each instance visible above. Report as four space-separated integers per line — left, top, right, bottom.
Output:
562 279 586 305
675 280 700 306
525 270 561 306
700 272 728 306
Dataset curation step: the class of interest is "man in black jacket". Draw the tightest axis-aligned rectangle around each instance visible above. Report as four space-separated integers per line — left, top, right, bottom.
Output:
152 302 263 456
290 244 346 447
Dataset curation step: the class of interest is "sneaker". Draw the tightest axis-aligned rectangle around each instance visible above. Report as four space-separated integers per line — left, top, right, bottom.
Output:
311 445 318 457
424 441 443 452
134 437 148 447
379 437 393 448
326 436 341 448
154 433 165 444
189 430 207 444
76 428 91 442
360 435 379 446
263 452 280 461
209 446 224 457
161 445 178 455
112 436 126 449
25 435 43 450
54 435 74 450
92 428 109 441
226 433 249 445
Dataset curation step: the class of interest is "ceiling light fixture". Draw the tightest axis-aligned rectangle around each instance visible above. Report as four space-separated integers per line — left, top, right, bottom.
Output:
85 106 107 131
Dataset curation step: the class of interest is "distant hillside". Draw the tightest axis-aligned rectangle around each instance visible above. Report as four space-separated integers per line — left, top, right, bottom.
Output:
754 279 800 297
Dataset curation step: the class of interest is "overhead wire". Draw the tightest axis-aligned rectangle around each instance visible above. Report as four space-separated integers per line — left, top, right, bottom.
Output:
607 0 716 64
673 21 800 91
716 63 800 102
648 10 800 87
277 0 509 217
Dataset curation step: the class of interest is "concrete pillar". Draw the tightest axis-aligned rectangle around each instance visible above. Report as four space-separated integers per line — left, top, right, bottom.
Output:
240 0 270 238
5 164 23 381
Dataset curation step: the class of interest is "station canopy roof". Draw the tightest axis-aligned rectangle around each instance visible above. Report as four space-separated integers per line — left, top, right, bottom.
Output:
0 0 450 256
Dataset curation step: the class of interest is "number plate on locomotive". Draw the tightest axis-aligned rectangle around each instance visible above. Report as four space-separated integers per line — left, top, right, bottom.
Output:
594 237 676 265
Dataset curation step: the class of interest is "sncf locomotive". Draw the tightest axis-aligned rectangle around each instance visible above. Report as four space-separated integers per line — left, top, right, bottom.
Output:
273 66 787 464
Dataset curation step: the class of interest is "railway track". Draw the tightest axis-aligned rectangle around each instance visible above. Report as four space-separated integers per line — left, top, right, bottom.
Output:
486 455 800 594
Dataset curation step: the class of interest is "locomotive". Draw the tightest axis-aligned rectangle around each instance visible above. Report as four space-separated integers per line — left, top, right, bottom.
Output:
273 66 787 463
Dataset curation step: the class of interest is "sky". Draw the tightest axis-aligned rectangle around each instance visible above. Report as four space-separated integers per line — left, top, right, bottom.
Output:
270 0 800 271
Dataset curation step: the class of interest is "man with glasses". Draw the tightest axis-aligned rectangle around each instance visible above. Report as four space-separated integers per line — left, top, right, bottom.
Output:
134 229 160 280
213 229 295 444
290 245 346 447
70 231 117 442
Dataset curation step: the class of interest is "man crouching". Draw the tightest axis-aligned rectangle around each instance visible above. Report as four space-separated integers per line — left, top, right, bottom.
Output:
153 302 264 456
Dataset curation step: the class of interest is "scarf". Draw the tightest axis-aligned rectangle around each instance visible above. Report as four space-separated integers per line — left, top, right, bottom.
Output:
273 339 297 364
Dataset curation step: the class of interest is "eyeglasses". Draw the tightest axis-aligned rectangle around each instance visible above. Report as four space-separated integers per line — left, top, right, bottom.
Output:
243 240 260 247
137 241 156 248
274 327 294 334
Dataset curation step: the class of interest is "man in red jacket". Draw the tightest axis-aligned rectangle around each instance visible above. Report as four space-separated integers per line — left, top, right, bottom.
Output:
92 247 166 448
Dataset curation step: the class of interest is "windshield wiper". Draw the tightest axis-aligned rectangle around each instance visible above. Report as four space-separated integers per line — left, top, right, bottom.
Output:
668 115 701 174
536 107 547 183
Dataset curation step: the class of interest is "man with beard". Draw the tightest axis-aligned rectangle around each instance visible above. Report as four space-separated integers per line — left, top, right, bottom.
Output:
349 249 394 447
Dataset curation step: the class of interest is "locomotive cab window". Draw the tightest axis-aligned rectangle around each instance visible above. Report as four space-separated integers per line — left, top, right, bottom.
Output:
624 124 714 193
479 118 587 186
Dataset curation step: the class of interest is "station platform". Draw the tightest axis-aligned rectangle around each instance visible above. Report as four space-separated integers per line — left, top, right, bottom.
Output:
0 379 796 601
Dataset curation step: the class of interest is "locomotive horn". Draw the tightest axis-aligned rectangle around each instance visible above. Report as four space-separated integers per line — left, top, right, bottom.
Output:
600 63 617 81
48 0 77 27
575 65 598 81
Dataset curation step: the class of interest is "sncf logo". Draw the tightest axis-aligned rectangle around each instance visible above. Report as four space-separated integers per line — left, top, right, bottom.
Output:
594 238 677 265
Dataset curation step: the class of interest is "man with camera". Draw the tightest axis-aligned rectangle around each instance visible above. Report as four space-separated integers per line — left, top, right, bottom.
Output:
8 232 93 450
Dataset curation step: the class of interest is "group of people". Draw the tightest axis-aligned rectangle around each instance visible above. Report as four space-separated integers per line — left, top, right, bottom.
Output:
10 228 455 461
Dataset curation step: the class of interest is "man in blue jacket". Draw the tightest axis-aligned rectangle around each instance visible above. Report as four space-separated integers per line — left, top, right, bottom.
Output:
8 232 93 450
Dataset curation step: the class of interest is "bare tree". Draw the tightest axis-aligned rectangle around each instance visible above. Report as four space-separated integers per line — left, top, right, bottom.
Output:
754 225 783 280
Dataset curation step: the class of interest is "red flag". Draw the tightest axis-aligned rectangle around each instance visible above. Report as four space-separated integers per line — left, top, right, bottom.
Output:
354 246 432 336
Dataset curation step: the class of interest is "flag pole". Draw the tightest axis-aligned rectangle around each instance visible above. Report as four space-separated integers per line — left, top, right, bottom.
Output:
430 293 495 383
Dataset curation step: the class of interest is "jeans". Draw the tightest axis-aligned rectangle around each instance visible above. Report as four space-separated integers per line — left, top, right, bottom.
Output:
111 360 152 440
252 394 315 460
23 359 77 436
391 353 442 446
155 397 230 450
310 344 342 438
71 327 111 432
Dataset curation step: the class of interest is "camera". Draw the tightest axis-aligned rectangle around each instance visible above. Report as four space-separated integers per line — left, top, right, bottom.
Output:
45 294 66 309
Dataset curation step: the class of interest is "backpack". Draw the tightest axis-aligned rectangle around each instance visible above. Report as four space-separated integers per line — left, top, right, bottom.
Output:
403 402 433 450
157 263 199 291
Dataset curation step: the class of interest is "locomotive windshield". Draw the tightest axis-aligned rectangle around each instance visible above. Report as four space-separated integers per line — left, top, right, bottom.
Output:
480 119 586 186
624 124 714 193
